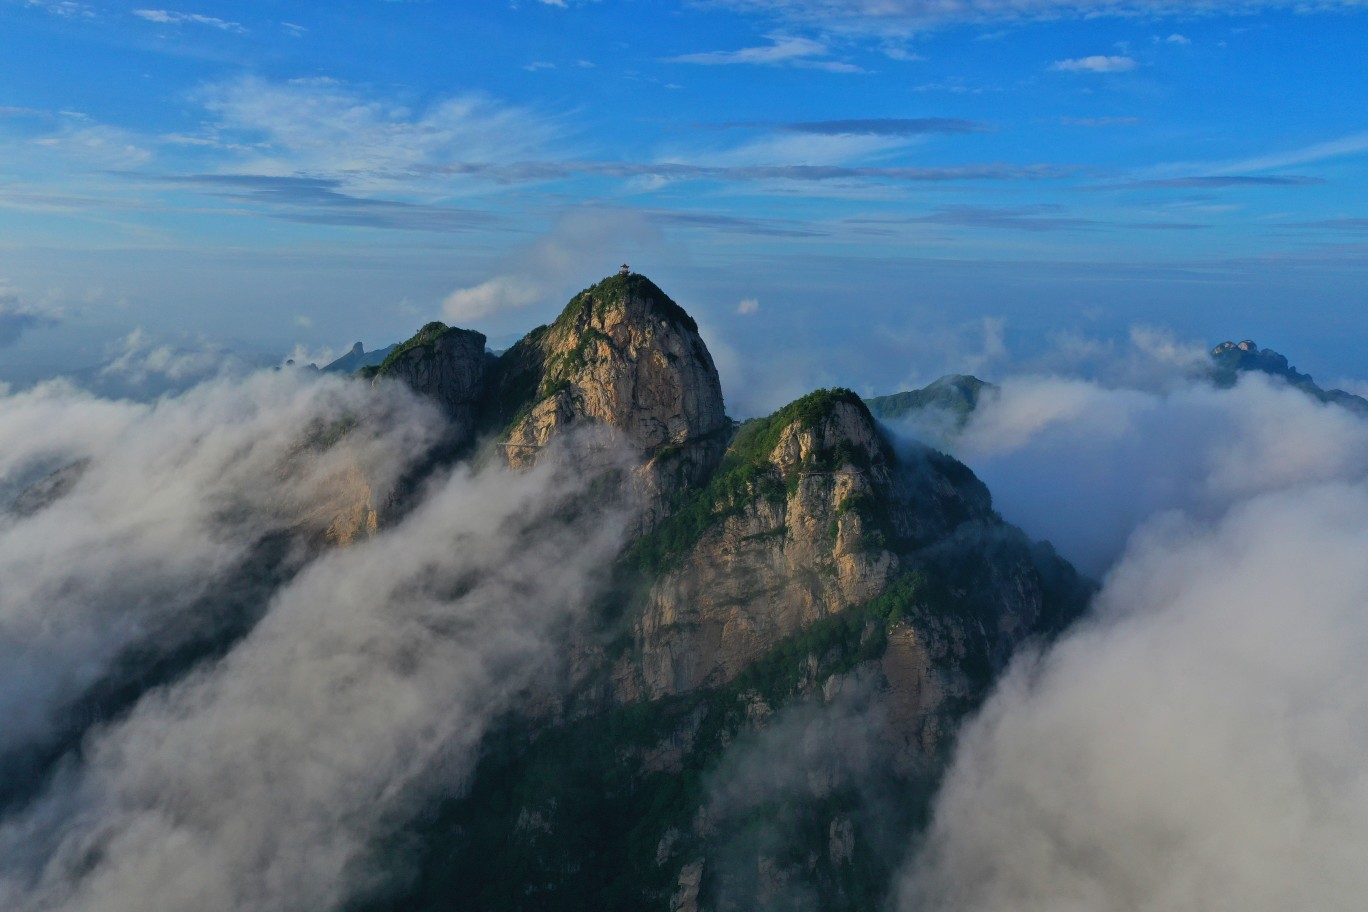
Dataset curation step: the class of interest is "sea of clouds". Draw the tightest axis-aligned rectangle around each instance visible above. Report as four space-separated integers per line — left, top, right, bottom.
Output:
0 370 632 912
888 355 1368 911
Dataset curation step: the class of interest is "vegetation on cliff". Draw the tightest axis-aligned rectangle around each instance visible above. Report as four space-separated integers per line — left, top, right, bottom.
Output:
626 388 889 576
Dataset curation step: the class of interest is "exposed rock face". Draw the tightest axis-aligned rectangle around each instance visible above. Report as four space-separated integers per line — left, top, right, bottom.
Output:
485 273 728 530
291 462 380 546
368 323 487 446
622 390 997 700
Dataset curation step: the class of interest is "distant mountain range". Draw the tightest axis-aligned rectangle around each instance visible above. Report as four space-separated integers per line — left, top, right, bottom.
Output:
319 341 398 374
862 338 1367 432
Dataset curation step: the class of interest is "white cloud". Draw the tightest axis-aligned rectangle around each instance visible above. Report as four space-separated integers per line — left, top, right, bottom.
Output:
132 9 247 33
1155 130 1368 178
900 480 1368 912
443 275 544 323
23 0 94 20
0 383 631 911
939 371 1368 576
667 35 865 73
737 297 760 314
1049 54 1137 72
99 328 240 389
190 76 558 195
442 209 662 327
0 371 444 778
708 0 1368 32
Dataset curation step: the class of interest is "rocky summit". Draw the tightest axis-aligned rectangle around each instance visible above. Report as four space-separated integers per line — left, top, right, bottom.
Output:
354 272 1091 912
1211 338 1368 414
487 273 730 530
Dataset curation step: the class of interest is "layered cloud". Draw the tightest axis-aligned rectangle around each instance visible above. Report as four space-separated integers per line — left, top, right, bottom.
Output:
0 372 442 786
891 351 1368 911
901 478 1368 912
712 0 1368 30
941 371 1368 576
0 372 633 911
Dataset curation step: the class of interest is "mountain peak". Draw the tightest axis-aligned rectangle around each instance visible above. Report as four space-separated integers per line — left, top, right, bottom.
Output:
481 274 726 529
1209 338 1368 414
553 271 699 336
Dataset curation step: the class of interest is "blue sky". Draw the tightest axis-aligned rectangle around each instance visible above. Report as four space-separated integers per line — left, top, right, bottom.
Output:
2 0 1366 412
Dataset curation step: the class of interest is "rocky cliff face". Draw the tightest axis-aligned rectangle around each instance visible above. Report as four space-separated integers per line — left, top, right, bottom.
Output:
622 391 952 698
483 273 729 530
368 322 488 446
614 388 1071 717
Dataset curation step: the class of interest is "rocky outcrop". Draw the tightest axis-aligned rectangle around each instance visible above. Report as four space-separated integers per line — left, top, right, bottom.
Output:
369 322 488 444
483 273 729 530
620 389 997 700
322 341 398 375
1210 338 1368 414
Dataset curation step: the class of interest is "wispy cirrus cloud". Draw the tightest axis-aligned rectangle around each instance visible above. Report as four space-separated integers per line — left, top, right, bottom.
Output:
717 117 992 135
1145 131 1368 180
22 0 94 20
666 35 865 73
187 76 558 193
1098 175 1326 190
132 9 246 33
132 173 498 233
706 0 1368 32
428 159 1071 185
852 204 1208 233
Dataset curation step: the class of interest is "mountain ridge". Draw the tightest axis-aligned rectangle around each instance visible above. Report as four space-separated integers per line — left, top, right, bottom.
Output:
353 272 1090 912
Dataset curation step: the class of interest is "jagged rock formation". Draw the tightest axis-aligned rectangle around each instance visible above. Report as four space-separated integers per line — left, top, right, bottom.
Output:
481 273 729 529
322 340 398 374
366 322 489 444
620 389 994 700
1211 339 1368 414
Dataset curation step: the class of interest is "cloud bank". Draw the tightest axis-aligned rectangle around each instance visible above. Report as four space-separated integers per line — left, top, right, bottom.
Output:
901 479 1368 911
943 371 1368 576
0 372 633 911
893 356 1368 911
0 372 442 790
